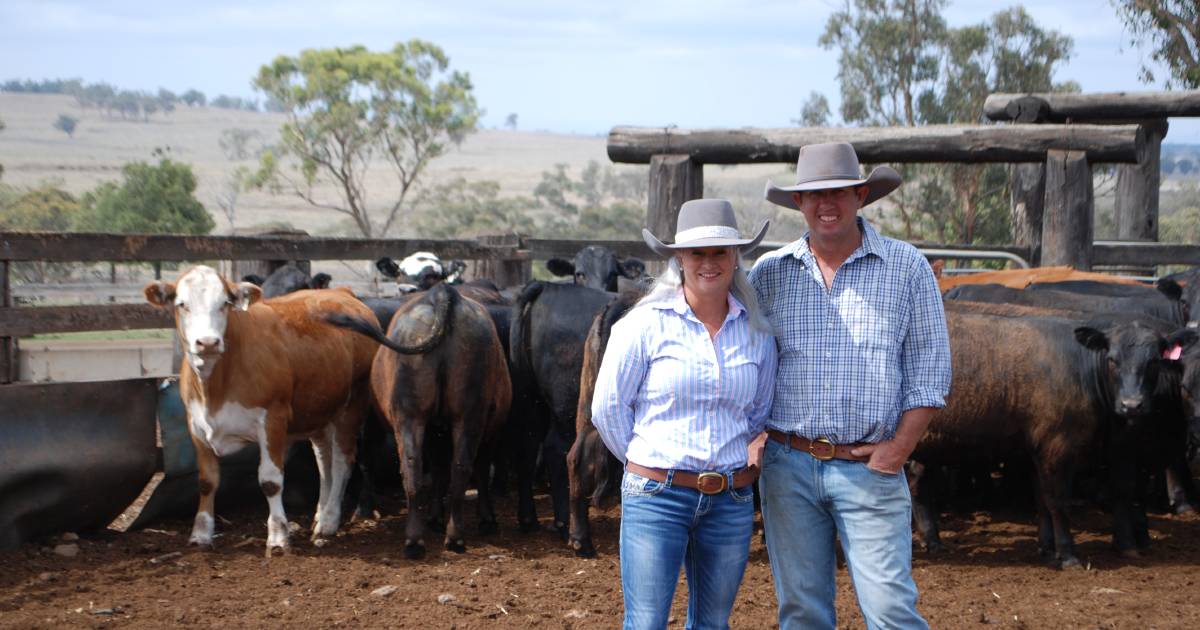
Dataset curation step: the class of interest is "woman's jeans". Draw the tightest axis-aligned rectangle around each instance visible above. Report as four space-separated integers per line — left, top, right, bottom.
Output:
619 468 755 630
759 437 928 630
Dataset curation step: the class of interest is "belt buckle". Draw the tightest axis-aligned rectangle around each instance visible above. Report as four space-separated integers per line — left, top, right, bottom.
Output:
696 471 727 495
809 437 836 461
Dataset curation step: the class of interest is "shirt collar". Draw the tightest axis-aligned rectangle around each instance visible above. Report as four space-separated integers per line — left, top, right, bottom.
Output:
787 216 888 264
651 289 747 323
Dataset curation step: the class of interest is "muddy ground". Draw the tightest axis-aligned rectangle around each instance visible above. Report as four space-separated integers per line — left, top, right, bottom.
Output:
1 491 1198 629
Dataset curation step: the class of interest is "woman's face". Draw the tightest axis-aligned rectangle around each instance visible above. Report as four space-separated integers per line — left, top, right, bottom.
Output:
677 246 737 299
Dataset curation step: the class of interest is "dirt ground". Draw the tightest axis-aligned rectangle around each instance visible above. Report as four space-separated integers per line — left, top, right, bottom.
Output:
2 489 1199 630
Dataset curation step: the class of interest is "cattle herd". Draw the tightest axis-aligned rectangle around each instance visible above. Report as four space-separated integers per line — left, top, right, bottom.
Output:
143 250 1200 572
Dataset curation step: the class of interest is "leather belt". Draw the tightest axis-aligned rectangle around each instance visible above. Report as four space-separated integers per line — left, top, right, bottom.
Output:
626 461 758 496
767 429 870 462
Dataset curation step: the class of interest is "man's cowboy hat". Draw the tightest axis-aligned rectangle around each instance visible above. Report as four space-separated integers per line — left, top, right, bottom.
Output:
642 198 769 258
764 142 902 210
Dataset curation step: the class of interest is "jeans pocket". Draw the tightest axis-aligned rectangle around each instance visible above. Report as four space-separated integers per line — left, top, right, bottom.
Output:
762 437 783 468
621 470 666 497
729 483 756 503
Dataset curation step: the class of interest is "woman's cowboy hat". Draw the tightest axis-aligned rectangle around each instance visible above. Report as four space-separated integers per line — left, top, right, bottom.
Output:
764 142 902 210
642 198 769 258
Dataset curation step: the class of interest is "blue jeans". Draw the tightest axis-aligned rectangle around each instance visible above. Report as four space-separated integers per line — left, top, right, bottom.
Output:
619 468 755 630
760 438 928 630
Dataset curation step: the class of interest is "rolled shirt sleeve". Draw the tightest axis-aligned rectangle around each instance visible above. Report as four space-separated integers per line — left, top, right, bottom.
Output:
590 317 646 464
900 257 952 412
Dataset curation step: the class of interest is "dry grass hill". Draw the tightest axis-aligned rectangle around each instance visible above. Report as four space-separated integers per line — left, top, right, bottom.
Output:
0 92 801 238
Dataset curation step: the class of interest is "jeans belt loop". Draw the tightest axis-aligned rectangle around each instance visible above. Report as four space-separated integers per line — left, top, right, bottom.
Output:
664 469 675 488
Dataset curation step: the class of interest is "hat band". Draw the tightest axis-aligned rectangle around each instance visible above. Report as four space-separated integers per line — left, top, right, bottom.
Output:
674 225 741 243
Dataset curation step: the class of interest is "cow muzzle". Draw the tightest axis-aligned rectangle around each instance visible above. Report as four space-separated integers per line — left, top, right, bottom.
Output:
1117 397 1148 417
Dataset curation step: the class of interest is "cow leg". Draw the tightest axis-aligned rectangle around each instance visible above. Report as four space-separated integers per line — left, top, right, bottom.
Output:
1107 443 1140 557
400 418 430 560
259 418 291 557
311 421 357 545
511 406 545 533
474 436 500 536
544 428 572 541
1166 458 1198 515
1035 459 1080 569
445 417 483 553
189 436 220 549
309 430 334 536
907 461 945 553
568 427 607 557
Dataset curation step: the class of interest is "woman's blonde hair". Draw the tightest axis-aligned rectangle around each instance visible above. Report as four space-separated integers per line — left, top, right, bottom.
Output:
637 250 772 334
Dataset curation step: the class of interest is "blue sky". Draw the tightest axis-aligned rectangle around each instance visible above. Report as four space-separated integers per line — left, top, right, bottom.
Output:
2 0 1197 141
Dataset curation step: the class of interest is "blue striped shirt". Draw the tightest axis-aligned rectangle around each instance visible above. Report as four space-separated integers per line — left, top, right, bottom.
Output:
590 290 778 472
748 218 951 444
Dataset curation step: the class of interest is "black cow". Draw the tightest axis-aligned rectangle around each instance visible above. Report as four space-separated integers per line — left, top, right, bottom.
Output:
546 245 645 292
945 283 1186 326
328 284 511 559
913 309 1183 568
259 264 331 298
567 289 642 557
509 281 615 538
1026 278 1183 302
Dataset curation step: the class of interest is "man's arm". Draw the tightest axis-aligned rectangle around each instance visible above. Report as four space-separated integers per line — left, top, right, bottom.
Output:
850 407 934 474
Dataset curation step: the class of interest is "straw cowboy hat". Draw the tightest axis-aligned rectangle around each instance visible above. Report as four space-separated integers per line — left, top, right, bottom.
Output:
765 142 902 210
641 198 769 258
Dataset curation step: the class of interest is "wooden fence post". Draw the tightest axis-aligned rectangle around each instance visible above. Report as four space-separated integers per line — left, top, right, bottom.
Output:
1042 150 1094 270
1010 163 1046 266
1116 118 1167 242
1 261 15 383
476 234 531 289
647 154 703 241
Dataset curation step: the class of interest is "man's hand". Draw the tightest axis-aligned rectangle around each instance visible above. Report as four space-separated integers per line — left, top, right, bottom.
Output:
747 431 768 470
849 440 912 475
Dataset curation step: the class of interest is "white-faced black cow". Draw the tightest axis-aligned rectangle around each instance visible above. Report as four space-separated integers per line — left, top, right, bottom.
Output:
144 266 378 556
376 252 466 291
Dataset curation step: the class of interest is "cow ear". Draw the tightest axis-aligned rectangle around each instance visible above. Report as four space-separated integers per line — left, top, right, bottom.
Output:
311 273 332 290
1074 326 1109 352
241 274 265 286
375 257 401 278
546 258 575 277
143 281 176 307
1156 278 1184 301
233 282 262 311
1166 329 1200 354
620 258 646 279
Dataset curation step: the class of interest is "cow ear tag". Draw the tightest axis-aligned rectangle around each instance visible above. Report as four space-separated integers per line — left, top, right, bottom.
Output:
1164 345 1183 361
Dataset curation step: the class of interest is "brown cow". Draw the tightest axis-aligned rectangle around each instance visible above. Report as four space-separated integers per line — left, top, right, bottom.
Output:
326 283 511 559
144 266 377 556
937 266 1145 293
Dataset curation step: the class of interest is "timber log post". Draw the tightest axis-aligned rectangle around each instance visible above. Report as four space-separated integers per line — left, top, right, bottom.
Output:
1042 150 1094 270
647 154 703 248
1010 163 1047 266
1116 118 1168 242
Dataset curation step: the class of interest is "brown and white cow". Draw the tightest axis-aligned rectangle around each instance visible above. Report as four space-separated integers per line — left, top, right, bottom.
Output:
144 265 377 556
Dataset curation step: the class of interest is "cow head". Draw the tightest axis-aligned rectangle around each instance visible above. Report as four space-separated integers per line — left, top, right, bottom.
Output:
144 265 261 379
376 252 461 290
1075 321 1182 420
546 246 645 292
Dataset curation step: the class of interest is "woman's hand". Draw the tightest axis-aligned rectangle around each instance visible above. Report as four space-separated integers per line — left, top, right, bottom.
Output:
747 431 768 470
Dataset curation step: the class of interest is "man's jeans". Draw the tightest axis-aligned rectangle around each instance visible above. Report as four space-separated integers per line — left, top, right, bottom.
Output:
619 468 755 630
760 438 928 630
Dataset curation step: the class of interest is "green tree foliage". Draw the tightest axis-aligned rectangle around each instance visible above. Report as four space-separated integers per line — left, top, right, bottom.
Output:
532 161 645 239
822 3 1075 244
180 89 207 107
1113 0 1199 88
75 159 214 234
416 179 538 238
53 114 78 138
0 183 80 231
253 40 481 237
210 95 259 111
793 92 833 126
505 113 518 130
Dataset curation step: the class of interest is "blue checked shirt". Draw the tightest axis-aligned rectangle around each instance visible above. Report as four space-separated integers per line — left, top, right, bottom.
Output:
748 218 950 444
591 291 778 472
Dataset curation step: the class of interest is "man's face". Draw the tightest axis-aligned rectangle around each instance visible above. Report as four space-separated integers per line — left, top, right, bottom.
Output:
793 185 868 244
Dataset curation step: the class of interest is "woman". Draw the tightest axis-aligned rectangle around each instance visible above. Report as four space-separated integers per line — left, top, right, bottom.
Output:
591 198 778 630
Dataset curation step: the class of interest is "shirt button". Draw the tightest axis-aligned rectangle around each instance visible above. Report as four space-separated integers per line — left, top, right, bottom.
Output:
825 352 831 358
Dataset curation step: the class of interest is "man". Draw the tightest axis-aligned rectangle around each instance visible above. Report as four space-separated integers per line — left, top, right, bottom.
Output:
748 142 951 629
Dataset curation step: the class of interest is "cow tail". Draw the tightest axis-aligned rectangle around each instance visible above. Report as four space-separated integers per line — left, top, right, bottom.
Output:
325 284 457 355
510 281 545 386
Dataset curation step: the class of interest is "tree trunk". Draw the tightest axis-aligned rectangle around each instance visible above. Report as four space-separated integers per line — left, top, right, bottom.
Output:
1010 163 1046 265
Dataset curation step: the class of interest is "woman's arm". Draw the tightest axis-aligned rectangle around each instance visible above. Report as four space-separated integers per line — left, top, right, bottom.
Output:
590 316 647 464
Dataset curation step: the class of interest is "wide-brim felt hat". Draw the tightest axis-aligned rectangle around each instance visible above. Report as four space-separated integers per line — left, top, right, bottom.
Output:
641 198 769 258
765 142 902 210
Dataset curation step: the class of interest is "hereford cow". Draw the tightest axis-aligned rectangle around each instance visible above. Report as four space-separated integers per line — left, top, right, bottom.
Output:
915 308 1185 567
327 283 511 559
509 281 615 537
143 266 378 556
546 245 646 292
